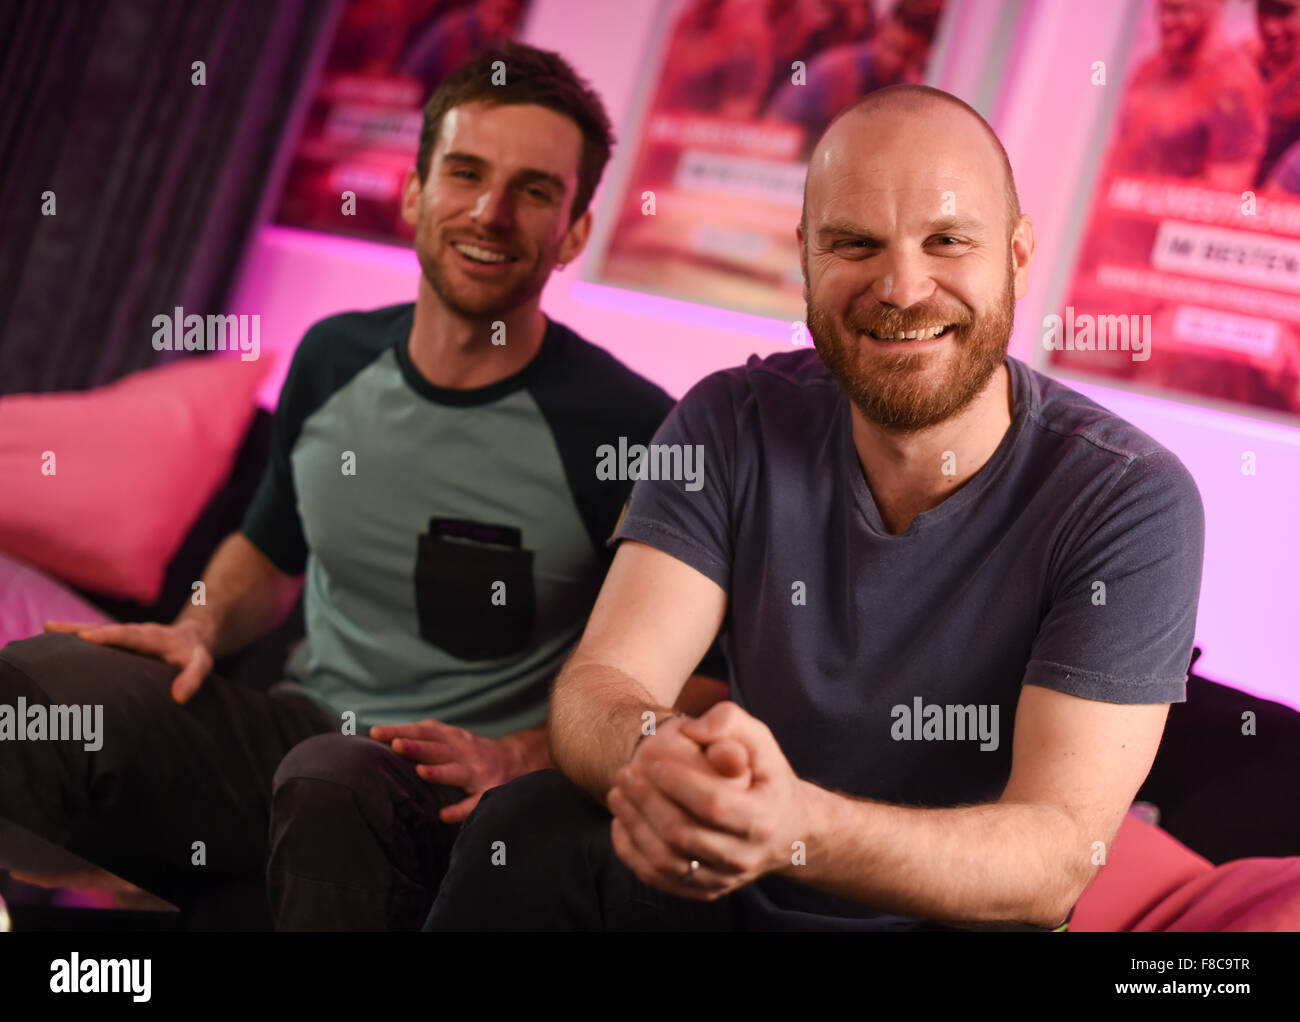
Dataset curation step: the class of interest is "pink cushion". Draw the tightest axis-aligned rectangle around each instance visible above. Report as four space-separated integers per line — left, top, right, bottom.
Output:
0 356 269 602
1073 813 1300 931
1073 814 1212 931
0 551 113 649
1132 857 1300 931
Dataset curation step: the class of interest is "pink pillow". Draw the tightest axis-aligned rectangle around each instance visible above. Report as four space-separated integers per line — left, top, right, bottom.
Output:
1135 856 1300 931
1073 813 1212 931
0 551 113 649
1073 812 1300 931
0 355 269 602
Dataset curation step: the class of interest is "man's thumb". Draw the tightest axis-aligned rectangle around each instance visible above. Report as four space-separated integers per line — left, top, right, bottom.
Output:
171 647 209 704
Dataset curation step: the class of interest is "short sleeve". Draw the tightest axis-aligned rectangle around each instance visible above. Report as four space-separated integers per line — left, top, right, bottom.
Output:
1022 450 1205 704
239 341 316 575
609 369 739 592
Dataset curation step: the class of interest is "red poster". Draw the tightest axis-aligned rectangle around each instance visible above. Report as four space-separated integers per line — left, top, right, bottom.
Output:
1052 0 1300 416
594 0 947 320
274 0 531 243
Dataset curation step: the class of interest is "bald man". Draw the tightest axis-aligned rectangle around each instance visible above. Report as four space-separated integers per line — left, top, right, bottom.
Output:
424 86 1206 932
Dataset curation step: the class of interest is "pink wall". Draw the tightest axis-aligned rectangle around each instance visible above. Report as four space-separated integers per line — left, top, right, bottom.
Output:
228 0 1300 706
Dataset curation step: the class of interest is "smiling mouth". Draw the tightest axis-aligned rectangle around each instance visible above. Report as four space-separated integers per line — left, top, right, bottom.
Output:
866 324 956 341
451 241 518 265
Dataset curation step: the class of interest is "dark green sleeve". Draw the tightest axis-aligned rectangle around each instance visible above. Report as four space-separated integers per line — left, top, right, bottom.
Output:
528 324 729 684
526 324 675 573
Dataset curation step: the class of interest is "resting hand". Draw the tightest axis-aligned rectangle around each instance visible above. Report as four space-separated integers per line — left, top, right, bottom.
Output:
43 619 214 705
369 720 540 823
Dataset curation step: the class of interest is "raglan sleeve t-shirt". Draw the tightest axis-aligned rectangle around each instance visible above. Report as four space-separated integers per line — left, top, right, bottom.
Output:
239 303 692 736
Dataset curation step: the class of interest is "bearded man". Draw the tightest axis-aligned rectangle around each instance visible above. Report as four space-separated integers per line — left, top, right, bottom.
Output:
424 85 1206 932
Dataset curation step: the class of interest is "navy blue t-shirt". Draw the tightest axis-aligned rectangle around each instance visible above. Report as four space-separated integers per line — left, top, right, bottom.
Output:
612 350 1205 929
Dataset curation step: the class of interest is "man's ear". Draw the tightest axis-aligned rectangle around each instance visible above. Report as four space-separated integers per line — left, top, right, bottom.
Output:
1011 214 1036 300
400 168 422 229
557 207 593 265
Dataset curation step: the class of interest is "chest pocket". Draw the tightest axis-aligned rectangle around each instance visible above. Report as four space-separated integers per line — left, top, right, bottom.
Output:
413 518 535 661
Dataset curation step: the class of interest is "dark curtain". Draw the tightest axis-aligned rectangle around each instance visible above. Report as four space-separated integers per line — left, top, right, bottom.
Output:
0 0 344 394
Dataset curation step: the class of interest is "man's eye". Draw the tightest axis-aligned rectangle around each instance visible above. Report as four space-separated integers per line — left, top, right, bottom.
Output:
451 169 477 180
526 186 551 200
932 236 962 246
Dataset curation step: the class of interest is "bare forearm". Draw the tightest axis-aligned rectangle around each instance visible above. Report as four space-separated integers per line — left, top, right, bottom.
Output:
791 785 1086 928
549 662 676 803
173 532 302 658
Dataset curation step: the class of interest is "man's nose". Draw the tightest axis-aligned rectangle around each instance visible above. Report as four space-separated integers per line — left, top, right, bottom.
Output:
470 185 514 229
869 248 936 309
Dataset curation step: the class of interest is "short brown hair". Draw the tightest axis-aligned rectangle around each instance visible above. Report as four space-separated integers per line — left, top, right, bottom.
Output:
416 41 615 224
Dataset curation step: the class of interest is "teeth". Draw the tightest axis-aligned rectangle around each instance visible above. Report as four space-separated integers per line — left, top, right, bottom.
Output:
454 242 511 264
872 325 950 341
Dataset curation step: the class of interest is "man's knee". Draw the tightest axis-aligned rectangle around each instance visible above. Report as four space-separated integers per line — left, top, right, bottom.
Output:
0 633 95 699
272 733 396 796
425 770 609 930
462 769 605 846
0 632 173 704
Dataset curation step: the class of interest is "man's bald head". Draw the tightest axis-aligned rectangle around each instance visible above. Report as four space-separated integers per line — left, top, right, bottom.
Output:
801 84 1021 240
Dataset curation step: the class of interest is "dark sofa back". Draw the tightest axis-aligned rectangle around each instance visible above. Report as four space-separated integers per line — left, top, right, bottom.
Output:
1138 652 1300 864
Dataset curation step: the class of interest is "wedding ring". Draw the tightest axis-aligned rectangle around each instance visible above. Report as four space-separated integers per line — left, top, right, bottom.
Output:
680 858 701 883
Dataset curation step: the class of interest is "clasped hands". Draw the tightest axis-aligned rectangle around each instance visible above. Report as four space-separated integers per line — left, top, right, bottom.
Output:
606 702 810 902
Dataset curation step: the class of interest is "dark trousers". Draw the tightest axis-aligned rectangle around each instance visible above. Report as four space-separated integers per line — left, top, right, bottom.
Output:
425 769 1063 932
0 633 469 931
267 733 465 930
0 633 334 927
425 768 744 931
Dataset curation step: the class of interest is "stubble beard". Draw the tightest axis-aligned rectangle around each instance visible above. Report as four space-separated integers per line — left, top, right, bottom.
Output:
414 217 555 321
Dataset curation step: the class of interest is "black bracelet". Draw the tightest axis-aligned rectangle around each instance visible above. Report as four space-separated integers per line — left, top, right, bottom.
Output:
630 713 680 759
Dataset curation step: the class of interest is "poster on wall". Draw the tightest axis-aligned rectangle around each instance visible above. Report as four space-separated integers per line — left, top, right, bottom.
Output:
273 0 530 243
1051 0 1300 417
591 0 948 321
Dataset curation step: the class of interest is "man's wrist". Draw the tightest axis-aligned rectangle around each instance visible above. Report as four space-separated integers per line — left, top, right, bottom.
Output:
173 611 218 653
777 779 837 880
630 713 680 761
502 727 550 775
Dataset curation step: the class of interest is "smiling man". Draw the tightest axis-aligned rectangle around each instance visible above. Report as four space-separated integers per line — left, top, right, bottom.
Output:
426 85 1206 932
258 43 731 930
0 42 725 931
